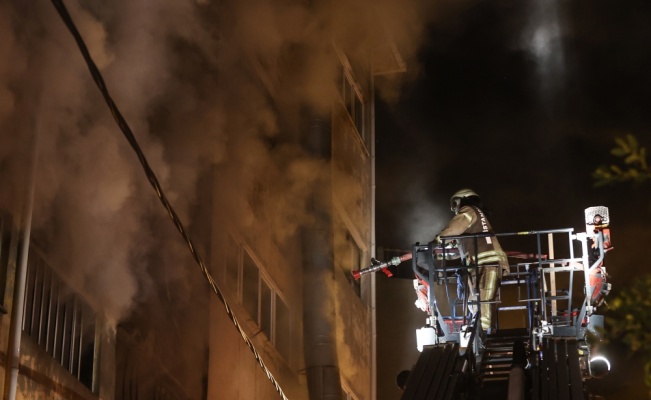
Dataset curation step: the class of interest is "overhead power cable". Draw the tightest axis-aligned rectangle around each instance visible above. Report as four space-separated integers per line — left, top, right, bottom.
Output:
49 1 290 399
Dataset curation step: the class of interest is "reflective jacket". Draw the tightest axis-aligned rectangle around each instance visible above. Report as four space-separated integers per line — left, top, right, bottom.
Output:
438 205 509 273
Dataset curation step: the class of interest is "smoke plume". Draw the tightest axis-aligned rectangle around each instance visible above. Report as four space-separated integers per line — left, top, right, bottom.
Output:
520 0 567 107
0 0 436 370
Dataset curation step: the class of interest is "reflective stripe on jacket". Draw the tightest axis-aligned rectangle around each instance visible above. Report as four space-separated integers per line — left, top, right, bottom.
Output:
439 205 508 272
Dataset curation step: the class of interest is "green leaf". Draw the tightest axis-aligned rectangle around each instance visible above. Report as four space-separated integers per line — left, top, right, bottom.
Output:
645 359 651 387
612 148 628 157
612 297 622 309
592 132 650 187
615 136 631 152
627 133 639 152
625 154 639 164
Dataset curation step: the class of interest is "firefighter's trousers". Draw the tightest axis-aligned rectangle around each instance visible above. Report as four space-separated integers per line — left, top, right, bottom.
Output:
479 266 499 331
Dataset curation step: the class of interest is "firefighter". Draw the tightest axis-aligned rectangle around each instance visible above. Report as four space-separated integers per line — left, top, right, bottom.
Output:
435 189 509 332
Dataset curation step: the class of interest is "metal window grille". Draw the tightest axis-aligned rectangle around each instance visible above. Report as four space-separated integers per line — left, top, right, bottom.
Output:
22 246 98 391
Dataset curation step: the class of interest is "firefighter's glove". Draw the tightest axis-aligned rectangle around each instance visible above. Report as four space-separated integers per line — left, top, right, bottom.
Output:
435 235 456 247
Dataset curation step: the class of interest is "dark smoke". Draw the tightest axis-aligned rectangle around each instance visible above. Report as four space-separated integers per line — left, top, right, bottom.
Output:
0 0 441 377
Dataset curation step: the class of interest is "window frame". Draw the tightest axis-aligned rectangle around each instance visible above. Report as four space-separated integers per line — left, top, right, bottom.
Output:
0 210 11 313
336 59 366 142
222 236 291 361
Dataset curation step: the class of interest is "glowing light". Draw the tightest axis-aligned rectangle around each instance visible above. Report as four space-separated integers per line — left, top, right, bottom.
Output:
589 355 611 379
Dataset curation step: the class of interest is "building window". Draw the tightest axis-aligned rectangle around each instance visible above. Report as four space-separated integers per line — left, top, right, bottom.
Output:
222 236 291 361
22 246 98 391
116 330 191 400
0 211 11 313
344 231 362 298
336 64 365 141
225 234 240 296
275 297 290 360
260 277 272 339
242 250 260 322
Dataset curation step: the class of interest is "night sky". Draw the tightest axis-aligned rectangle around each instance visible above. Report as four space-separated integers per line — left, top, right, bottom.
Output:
375 1 651 398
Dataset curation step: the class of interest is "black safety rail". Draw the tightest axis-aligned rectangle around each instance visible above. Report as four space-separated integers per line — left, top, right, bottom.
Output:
532 337 585 400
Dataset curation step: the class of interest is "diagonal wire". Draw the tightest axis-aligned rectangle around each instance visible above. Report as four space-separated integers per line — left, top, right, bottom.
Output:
49 1 289 399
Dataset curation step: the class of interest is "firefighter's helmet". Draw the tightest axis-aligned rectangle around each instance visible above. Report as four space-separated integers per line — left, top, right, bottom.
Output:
450 188 480 214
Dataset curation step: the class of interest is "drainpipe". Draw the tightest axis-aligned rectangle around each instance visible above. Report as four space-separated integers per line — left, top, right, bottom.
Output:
4 130 39 400
369 73 377 400
302 114 342 400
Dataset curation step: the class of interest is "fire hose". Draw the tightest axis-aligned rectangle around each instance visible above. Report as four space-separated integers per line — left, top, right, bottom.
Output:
352 247 466 280
352 253 413 280
351 245 462 280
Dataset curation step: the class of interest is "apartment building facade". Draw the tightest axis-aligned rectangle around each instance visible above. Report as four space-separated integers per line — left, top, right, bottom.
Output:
0 1 405 399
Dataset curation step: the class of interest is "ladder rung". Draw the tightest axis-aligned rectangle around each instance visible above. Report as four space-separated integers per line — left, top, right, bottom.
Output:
498 306 528 311
501 280 526 285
